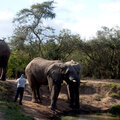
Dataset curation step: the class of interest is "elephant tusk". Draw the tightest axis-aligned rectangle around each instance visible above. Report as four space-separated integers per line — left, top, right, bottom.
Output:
72 80 77 82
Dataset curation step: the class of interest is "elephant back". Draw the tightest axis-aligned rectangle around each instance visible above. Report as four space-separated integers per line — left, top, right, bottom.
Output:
25 57 63 83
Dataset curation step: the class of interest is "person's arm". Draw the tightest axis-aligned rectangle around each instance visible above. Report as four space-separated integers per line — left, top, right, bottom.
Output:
16 79 19 83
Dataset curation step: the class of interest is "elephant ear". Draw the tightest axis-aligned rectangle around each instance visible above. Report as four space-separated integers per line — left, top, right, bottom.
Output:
47 63 63 84
59 64 69 75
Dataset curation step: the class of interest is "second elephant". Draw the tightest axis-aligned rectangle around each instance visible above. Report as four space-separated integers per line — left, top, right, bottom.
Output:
25 57 80 110
0 40 10 81
65 60 82 107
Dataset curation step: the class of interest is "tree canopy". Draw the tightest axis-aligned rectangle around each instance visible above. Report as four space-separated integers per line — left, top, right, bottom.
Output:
7 1 120 79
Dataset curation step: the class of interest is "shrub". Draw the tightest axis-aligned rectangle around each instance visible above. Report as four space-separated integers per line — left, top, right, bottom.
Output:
110 105 120 116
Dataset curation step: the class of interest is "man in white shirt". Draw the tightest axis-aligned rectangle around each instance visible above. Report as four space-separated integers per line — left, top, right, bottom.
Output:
14 74 26 105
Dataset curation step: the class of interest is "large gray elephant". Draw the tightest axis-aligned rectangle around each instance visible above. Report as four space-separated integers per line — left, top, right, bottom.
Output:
0 39 10 81
65 60 82 108
25 57 80 111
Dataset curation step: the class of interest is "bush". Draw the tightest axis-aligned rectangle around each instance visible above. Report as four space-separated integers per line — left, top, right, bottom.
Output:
110 105 120 116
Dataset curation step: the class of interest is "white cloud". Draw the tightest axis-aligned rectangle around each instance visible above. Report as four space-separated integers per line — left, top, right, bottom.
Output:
0 19 13 38
62 17 98 39
97 13 120 27
99 2 120 12
0 11 14 20
54 9 120 39
0 10 14 38
55 0 67 6
71 4 85 12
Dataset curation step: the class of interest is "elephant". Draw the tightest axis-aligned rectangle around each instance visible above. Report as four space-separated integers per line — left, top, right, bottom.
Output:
0 39 10 81
65 60 82 107
25 57 80 111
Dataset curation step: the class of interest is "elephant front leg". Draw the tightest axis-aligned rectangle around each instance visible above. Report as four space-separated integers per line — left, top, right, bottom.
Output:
50 84 61 111
0 67 7 81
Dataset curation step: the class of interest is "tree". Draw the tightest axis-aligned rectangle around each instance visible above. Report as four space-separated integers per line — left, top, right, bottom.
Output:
56 29 82 61
12 1 55 58
79 26 120 78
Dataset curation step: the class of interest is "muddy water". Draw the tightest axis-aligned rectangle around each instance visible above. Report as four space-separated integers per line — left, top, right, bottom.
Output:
61 115 120 120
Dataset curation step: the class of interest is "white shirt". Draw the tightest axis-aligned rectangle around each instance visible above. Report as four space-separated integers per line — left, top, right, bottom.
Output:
16 77 26 88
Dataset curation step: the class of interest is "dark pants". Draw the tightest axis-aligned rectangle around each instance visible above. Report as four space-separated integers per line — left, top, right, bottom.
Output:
14 87 24 104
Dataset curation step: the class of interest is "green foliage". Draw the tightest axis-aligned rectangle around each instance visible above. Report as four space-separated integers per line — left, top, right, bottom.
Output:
11 1 55 58
7 50 29 78
110 105 120 116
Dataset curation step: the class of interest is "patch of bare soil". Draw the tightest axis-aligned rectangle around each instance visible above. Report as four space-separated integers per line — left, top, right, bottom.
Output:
5 79 120 120
80 79 120 113
7 80 71 120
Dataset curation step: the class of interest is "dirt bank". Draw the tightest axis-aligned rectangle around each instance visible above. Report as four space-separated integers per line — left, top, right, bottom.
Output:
2 79 120 119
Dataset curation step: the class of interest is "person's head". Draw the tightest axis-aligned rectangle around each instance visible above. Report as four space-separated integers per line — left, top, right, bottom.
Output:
21 74 25 78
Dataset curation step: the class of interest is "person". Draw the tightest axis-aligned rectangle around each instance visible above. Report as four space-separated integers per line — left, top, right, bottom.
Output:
14 74 26 105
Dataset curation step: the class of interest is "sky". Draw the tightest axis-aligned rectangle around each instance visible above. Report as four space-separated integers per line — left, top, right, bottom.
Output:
0 0 120 40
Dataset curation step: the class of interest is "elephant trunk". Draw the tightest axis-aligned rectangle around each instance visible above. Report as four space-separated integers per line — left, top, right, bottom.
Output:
68 82 80 110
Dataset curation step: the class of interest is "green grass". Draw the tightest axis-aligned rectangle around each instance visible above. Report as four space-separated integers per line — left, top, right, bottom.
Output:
61 116 78 120
0 81 34 120
0 101 34 120
93 94 104 101
105 83 120 99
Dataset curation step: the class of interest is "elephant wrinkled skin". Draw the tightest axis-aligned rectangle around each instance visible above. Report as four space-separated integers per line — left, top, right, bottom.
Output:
25 57 80 111
0 40 10 81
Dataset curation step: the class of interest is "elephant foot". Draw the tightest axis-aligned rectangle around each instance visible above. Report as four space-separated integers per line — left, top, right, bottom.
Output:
0 78 6 81
39 100 42 103
48 105 57 111
37 98 42 103
32 99 39 103
69 104 74 109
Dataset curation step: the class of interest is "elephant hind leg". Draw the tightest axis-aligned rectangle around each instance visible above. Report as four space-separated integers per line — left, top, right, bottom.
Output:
27 74 39 103
36 85 42 103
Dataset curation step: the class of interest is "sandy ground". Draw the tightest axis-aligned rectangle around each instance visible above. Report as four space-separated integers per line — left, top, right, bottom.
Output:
8 80 71 120
5 79 120 120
